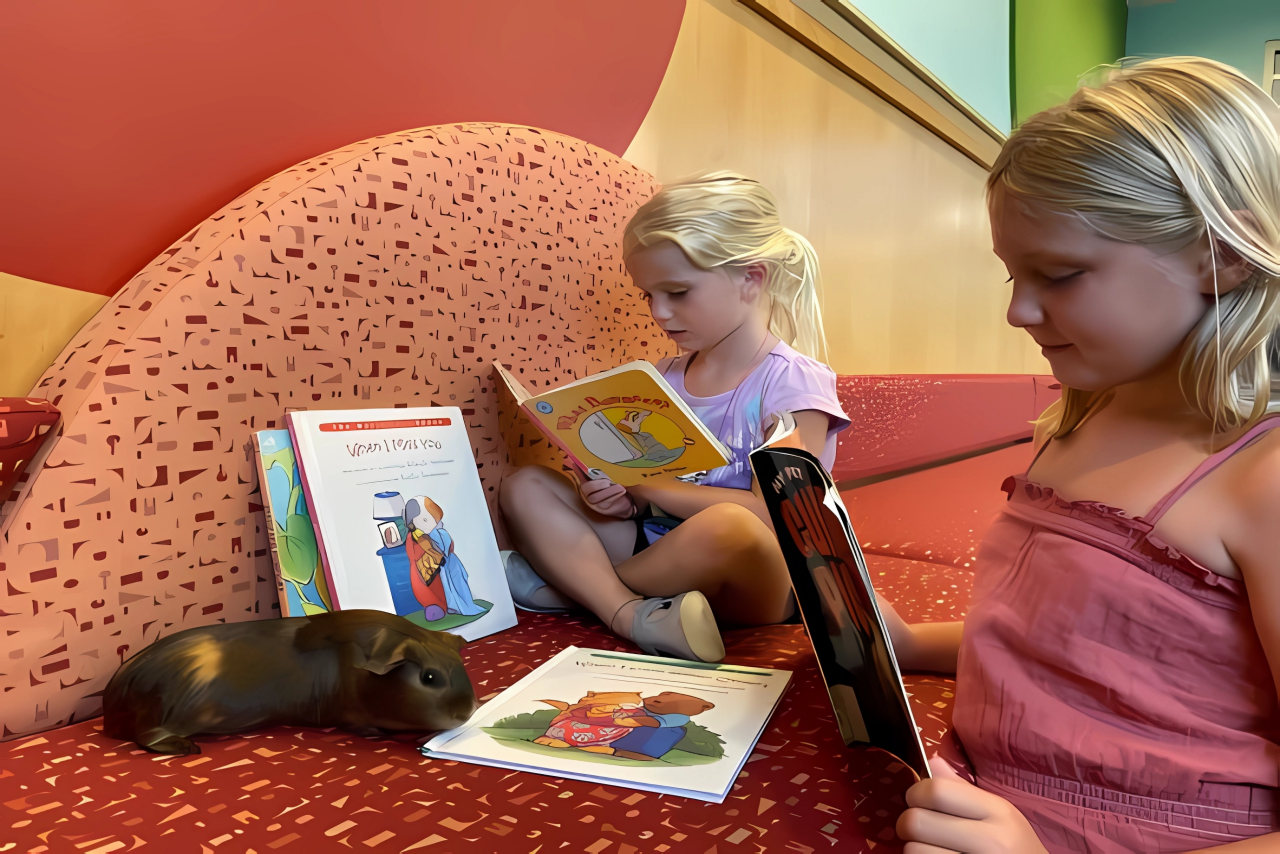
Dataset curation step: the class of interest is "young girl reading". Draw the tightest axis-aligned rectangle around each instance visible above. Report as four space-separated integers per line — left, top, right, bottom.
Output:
889 57 1280 852
500 172 849 663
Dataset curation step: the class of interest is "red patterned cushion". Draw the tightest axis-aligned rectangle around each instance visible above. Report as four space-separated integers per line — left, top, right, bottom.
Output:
841 443 1035 569
0 397 59 506
833 374 1046 482
0 611 954 852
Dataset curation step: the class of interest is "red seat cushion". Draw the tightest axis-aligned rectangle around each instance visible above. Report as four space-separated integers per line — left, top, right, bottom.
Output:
0 610 954 852
832 375 1043 482
840 443 1033 569
864 553 974 623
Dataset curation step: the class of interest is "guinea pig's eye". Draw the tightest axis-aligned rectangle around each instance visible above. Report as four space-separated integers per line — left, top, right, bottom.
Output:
420 668 442 686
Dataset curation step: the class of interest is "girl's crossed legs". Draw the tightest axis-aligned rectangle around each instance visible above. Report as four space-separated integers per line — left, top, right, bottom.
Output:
500 466 793 658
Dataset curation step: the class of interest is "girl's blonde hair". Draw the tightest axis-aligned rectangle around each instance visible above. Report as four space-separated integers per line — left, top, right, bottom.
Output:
988 56 1280 437
622 171 829 360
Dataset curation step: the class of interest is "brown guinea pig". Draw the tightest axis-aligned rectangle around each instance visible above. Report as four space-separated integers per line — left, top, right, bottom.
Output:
103 609 478 755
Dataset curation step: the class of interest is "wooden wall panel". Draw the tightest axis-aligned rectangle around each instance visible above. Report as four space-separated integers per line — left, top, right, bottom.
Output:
623 0 1047 376
0 273 104 396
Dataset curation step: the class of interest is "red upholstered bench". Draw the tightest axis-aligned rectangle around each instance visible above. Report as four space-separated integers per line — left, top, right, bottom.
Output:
0 372 1052 852
0 118 1056 852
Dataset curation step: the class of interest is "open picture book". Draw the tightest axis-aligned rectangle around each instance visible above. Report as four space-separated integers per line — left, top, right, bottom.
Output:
492 359 730 486
277 406 517 642
420 646 792 803
750 422 931 780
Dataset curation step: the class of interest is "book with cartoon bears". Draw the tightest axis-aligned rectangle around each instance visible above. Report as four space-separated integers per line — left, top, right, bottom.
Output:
420 646 791 802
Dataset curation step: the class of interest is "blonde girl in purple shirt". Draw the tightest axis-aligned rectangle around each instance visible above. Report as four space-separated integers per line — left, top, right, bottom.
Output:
500 172 848 662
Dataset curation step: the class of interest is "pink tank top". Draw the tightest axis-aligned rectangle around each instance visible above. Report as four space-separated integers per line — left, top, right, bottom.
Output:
952 416 1280 853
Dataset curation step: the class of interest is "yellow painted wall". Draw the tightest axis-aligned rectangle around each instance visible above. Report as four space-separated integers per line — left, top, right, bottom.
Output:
0 272 105 397
624 0 1047 376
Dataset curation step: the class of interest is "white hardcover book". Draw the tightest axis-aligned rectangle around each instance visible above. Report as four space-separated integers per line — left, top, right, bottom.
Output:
286 406 516 642
421 646 792 803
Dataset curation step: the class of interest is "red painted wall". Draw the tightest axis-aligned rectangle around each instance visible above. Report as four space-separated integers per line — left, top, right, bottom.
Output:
0 1 683 296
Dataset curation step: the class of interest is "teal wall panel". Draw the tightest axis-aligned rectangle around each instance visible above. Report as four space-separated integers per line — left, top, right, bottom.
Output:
1126 0 1280 86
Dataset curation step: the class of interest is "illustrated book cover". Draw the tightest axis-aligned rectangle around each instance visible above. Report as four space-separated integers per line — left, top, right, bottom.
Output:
750 434 931 780
492 359 730 487
285 407 517 641
253 429 332 616
419 645 792 803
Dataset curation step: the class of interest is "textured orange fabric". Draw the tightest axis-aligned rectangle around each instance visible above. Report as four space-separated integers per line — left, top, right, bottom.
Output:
0 123 665 738
0 397 59 510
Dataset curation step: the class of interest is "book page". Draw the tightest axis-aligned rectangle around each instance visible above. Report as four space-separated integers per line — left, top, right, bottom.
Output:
253 429 330 617
422 646 791 803
513 361 729 487
491 360 532 406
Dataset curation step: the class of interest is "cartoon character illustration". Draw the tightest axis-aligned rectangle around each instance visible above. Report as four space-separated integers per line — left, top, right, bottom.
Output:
533 690 645 753
261 440 331 614
373 491 419 616
579 408 686 468
404 496 485 621
610 692 716 761
531 689 715 760
615 409 685 465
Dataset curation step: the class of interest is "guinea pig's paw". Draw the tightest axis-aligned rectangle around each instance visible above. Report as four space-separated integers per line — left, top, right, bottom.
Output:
141 732 201 755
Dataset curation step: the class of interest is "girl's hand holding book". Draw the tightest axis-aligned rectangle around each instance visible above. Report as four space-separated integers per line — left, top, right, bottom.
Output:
898 756 1048 853
578 474 638 519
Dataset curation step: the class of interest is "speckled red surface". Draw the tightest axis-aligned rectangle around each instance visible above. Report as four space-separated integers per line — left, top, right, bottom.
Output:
2 606 959 853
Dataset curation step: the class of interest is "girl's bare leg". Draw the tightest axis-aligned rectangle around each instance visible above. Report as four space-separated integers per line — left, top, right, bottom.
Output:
614 502 793 626
499 466 642 634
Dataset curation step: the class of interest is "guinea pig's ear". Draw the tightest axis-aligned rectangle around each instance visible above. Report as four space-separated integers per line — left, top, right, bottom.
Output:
350 627 465 674
350 628 418 676
435 631 466 653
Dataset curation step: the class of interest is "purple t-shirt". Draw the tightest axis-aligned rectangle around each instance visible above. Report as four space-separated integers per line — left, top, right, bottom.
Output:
659 341 849 490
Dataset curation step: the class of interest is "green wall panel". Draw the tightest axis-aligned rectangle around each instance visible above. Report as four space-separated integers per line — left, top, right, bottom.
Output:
1012 0 1128 126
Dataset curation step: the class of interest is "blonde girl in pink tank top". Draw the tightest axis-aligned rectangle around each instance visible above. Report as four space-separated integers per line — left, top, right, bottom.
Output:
886 58 1280 852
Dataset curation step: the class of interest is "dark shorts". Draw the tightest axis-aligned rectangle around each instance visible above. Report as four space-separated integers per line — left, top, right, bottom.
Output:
632 506 683 555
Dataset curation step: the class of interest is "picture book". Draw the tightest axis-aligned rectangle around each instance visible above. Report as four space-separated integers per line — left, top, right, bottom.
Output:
420 646 791 803
285 407 517 642
492 360 730 487
253 429 332 616
750 433 931 780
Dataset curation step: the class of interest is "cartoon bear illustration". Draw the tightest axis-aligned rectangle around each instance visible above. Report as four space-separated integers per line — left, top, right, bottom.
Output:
533 690 644 753
610 691 716 761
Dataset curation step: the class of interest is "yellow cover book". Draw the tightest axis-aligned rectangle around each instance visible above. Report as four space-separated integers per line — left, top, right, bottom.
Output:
492 360 730 487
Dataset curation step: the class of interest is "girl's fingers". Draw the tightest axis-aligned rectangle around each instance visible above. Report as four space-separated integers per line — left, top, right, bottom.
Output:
929 754 962 780
904 775 990 821
580 480 624 500
896 806 986 853
902 843 961 854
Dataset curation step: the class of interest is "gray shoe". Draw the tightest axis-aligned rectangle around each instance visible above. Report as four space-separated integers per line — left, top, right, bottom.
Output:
631 591 725 663
501 550 575 614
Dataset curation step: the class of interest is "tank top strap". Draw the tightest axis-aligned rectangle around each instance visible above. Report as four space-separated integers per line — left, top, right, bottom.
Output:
1145 414 1280 524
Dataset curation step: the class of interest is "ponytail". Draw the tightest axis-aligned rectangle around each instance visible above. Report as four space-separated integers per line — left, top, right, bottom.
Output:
624 171 830 360
766 228 827 360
